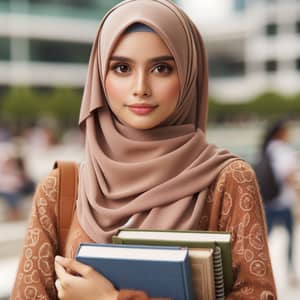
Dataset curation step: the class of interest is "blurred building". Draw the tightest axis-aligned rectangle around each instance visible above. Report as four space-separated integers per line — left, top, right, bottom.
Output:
0 0 180 94
0 0 120 91
2 0 298 102
195 0 300 101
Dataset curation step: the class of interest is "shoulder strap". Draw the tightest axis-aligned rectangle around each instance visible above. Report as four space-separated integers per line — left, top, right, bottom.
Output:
53 160 78 255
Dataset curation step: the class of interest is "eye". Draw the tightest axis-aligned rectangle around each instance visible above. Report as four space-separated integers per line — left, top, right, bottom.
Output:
152 64 173 74
111 63 131 74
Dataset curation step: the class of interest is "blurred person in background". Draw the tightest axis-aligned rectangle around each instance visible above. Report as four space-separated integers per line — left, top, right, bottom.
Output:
0 124 11 142
258 118 299 285
24 125 57 150
0 155 35 221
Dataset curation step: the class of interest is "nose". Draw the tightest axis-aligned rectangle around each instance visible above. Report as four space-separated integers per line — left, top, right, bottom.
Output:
132 71 151 98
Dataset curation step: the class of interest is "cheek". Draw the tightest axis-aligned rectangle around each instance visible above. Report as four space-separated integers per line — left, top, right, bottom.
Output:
105 76 127 104
155 77 180 106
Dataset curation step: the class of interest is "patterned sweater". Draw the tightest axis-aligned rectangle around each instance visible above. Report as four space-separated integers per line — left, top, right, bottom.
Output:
11 160 277 300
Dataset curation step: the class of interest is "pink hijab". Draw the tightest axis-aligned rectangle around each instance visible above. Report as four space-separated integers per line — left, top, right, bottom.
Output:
76 0 237 242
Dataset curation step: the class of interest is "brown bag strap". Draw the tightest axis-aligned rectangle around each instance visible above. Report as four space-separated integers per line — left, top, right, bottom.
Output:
53 160 78 255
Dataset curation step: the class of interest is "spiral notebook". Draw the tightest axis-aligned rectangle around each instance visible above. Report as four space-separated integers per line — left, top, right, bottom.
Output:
113 229 232 299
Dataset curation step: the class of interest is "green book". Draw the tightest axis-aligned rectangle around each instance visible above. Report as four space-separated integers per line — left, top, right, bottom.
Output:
112 229 233 296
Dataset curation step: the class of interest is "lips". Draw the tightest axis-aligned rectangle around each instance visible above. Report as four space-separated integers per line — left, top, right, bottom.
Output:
127 104 158 115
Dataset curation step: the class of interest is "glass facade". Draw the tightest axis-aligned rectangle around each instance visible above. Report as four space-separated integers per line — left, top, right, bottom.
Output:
296 20 300 34
233 0 247 12
0 37 10 61
209 57 245 78
0 0 121 20
0 0 123 65
296 58 300 71
29 39 91 63
265 59 278 72
265 23 278 36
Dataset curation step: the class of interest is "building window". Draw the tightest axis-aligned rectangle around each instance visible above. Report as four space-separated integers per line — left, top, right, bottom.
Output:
233 0 246 12
29 0 94 7
209 57 245 78
69 0 93 8
296 58 300 71
0 37 10 61
296 21 300 34
265 60 278 73
29 40 91 63
28 0 120 10
0 0 9 9
265 23 278 36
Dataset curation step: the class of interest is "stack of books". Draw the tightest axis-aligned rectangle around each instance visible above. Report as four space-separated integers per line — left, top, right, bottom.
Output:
76 243 194 300
76 229 233 300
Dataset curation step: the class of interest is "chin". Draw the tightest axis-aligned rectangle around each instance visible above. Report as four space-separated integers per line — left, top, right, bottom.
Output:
127 121 158 130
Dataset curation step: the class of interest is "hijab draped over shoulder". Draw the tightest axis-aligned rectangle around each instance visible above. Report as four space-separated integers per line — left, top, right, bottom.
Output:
77 0 237 242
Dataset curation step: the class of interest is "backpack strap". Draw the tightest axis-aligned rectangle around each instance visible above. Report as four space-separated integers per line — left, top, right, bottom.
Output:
53 161 78 255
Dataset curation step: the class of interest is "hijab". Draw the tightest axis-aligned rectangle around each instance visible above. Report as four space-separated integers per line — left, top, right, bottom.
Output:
77 0 237 242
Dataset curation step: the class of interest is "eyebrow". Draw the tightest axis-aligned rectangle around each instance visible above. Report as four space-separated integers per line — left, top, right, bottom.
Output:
109 55 175 63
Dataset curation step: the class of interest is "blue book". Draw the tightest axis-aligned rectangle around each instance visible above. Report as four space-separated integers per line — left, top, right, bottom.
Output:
76 243 195 300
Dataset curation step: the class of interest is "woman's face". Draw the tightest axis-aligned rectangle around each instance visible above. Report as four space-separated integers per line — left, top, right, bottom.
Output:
105 31 180 129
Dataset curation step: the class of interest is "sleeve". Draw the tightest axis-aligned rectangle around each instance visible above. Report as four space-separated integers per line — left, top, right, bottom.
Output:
10 169 59 300
10 169 170 300
214 160 277 300
118 290 171 300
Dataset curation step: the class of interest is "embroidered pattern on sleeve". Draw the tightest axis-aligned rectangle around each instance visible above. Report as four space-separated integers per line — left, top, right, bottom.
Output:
11 172 59 300
217 160 276 300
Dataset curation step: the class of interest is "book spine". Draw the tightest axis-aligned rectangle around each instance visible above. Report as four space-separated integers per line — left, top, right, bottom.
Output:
181 254 195 300
112 236 124 244
213 246 225 300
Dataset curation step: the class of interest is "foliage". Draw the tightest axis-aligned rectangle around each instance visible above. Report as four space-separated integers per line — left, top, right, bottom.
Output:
1 87 299 129
208 91 300 123
0 86 82 129
45 87 82 126
1 87 42 123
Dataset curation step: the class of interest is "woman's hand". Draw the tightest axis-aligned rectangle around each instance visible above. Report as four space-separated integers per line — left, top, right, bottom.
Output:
54 255 119 300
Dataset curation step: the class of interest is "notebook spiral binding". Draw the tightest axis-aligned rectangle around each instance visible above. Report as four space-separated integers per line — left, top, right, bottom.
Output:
213 246 225 300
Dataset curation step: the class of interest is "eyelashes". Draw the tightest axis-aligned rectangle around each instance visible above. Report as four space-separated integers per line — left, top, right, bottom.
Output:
110 63 131 74
109 62 174 75
152 64 173 74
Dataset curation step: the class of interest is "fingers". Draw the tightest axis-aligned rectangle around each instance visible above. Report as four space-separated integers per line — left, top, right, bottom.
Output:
54 256 119 300
55 259 73 282
55 278 63 299
55 256 94 278
55 259 65 279
54 257 79 298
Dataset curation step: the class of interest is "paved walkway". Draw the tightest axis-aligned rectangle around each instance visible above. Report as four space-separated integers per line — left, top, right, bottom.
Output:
0 221 27 299
269 223 300 299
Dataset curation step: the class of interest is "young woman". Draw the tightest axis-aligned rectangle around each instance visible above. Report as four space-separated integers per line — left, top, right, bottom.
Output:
11 0 277 299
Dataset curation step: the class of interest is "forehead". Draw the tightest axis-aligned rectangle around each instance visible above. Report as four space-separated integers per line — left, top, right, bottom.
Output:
110 31 173 58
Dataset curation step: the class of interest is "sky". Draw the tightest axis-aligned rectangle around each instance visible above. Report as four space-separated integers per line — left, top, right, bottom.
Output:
180 0 233 24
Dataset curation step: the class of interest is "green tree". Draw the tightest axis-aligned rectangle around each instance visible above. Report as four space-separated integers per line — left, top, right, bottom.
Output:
1 87 43 127
46 87 82 127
